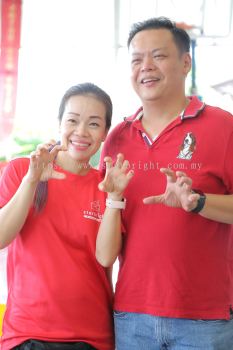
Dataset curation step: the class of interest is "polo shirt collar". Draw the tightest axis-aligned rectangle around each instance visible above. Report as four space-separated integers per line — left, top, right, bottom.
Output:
181 96 205 120
126 96 205 123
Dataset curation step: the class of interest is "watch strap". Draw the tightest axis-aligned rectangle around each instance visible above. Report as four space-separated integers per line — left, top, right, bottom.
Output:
106 198 126 209
191 189 206 213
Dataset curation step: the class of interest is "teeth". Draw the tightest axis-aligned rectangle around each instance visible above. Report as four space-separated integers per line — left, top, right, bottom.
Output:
71 141 89 147
142 78 159 83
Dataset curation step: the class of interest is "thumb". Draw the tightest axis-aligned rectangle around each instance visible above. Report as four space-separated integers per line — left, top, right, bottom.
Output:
143 195 163 205
98 180 105 192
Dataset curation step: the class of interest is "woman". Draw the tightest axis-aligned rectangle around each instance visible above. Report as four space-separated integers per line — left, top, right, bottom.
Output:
0 83 114 350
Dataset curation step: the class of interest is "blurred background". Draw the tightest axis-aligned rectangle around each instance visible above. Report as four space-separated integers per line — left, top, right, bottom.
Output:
0 0 233 333
0 0 233 164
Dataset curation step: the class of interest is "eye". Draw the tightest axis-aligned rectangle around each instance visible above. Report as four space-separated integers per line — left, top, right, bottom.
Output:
89 122 100 128
67 118 76 124
154 54 166 60
131 58 141 65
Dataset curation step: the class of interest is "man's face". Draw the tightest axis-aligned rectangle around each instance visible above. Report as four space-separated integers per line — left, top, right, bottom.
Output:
129 28 191 104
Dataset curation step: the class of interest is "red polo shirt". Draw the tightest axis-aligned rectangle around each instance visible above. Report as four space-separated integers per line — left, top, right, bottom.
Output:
100 96 233 320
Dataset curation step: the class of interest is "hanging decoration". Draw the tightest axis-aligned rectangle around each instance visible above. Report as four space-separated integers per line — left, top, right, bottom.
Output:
0 0 22 141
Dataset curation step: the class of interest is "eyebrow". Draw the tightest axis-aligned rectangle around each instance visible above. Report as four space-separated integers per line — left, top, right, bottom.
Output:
67 112 103 119
131 48 165 56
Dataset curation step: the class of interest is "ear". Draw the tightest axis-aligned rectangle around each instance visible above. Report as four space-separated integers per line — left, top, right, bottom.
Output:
183 53 192 75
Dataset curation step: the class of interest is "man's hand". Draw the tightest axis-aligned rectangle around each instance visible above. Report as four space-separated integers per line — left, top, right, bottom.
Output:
143 168 200 211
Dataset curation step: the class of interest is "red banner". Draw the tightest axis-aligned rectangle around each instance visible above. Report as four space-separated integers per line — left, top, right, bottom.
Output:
0 0 22 141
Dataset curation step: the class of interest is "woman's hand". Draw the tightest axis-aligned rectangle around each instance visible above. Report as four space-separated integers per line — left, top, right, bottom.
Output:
26 140 67 184
98 153 134 200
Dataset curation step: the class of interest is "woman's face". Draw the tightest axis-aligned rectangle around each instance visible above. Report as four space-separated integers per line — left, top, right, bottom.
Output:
59 94 108 163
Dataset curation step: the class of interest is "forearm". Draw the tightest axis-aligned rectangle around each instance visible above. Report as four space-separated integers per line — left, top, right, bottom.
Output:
96 207 122 267
0 175 38 248
199 194 233 224
96 153 133 266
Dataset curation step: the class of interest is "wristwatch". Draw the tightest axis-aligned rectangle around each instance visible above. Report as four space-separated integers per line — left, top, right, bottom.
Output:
106 198 126 210
191 189 206 213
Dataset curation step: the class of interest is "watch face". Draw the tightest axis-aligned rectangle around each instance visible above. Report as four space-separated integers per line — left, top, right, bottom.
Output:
191 193 206 213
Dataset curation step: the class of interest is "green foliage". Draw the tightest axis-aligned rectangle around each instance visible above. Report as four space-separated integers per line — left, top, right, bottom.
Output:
0 137 101 168
0 137 42 161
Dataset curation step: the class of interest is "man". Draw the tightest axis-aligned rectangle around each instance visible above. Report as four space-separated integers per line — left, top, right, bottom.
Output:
98 17 233 349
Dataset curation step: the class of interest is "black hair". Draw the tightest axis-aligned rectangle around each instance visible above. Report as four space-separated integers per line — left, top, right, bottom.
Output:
33 82 112 212
58 82 112 130
127 16 190 53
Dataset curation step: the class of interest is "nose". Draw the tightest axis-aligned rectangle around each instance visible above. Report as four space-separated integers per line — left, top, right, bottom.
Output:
74 122 88 137
141 55 155 72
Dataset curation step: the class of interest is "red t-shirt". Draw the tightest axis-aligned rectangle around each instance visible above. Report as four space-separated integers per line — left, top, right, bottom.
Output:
100 96 233 320
0 158 114 350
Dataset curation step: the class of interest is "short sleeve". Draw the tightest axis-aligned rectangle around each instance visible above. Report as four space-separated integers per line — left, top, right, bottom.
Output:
223 130 233 193
0 158 29 208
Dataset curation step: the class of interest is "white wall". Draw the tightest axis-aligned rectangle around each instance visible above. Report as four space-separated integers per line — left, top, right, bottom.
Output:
14 0 233 144
15 0 117 139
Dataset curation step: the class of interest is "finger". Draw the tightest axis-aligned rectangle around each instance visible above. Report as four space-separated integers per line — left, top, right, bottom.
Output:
104 157 113 170
177 176 192 187
36 143 44 151
143 195 163 205
115 153 124 168
47 140 60 151
36 144 46 152
126 169 134 180
47 139 57 146
37 140 57 152
176 171 187 177
123 170 134 186
182 193 200 211
29 152 38 166
122 160 130 172
160 168 176 182
38 147 52 158
189 193 200 202
35 145 51 157
30 150 37 159
49 143 64 158
183 182 192 192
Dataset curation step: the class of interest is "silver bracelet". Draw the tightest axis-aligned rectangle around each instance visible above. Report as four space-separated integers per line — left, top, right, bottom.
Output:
106 198 126 209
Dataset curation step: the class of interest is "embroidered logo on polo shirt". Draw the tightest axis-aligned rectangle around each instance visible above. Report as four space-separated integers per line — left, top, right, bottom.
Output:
83 200 103 222
177 132 196 160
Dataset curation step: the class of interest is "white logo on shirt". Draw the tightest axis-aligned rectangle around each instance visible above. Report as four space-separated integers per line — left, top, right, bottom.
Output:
83 200 103 222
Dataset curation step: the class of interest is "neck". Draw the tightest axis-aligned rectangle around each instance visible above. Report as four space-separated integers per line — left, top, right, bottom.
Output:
143 96 189 121
55 152 91 176
141 96 190 138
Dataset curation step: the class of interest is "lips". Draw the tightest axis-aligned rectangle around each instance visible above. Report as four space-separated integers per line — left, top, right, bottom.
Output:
141 77 160 84
70 140 90 149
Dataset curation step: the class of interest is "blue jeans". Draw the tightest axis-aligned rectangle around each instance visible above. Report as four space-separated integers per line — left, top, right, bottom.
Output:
114 311 233 350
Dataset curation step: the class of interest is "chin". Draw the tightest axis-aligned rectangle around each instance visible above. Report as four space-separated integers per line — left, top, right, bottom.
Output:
67 152 89 163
